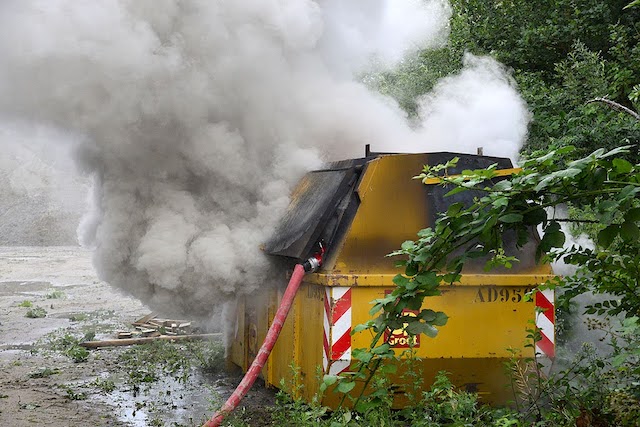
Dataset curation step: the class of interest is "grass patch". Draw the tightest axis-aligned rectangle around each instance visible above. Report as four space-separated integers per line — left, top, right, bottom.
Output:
48 332 90 363
67 345 90 363
29 367 61 378
61 385 87 401
25 306 47 318
46 290 65 299
18 300 33 308
68 313 89 322
90 378 116 394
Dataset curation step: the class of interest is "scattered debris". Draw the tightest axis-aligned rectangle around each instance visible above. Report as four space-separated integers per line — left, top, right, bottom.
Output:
130 313 193 336
81 313 219 349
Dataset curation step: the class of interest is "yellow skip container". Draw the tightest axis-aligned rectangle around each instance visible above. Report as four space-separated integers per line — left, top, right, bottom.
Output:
228 151 555 407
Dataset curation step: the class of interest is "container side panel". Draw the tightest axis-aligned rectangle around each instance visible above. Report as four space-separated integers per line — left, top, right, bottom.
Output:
350 285 538 359
229 297 247 371
268 287 297 389
334 155 430 274
297 283 328 402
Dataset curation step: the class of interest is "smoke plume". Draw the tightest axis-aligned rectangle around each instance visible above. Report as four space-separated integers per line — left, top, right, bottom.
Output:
0 1 530 318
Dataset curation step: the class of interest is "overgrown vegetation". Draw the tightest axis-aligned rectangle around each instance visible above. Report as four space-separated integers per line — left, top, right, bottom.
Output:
118 340 225 393
25 306 47 319
371 0 640 163
231 364 525 427
46 289 65 299
28 367 61 378
48 333 90 363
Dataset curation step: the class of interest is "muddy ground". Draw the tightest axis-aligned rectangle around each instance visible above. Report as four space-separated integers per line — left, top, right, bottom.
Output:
0 246 275 426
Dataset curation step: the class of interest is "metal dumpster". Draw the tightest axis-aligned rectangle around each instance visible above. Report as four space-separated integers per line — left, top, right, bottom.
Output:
228 151 555 407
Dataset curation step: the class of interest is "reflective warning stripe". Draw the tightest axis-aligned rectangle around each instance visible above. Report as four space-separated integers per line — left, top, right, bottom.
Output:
323 287 351 375
535 288 555 359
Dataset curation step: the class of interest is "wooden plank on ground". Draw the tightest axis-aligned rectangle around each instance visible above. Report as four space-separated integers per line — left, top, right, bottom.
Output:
81 333 222 349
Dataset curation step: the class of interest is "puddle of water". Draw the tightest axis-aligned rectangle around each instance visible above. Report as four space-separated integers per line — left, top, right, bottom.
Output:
91 369 224 426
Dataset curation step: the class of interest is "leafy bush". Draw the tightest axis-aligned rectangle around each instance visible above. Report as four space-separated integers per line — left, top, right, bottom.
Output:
48 332 89 362
46 289 65 299
373 0 640 162
25 306 47 318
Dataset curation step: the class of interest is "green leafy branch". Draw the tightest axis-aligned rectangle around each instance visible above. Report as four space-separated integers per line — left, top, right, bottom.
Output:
329 145 640 410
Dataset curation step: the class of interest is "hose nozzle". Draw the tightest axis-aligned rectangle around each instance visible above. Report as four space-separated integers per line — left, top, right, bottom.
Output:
303 256 321 273
303 242 324 273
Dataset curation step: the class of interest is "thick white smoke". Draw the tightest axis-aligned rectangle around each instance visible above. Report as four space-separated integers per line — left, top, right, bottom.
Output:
0 0 529 318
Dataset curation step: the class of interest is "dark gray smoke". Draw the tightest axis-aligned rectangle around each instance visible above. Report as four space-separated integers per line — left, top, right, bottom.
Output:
0 1 530 318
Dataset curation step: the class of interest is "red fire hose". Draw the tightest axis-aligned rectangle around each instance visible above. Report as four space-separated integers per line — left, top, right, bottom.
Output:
203 251 322 427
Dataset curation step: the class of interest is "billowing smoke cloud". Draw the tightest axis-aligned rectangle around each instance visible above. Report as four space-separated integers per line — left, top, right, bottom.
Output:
0 0 529 318
413 54 530 160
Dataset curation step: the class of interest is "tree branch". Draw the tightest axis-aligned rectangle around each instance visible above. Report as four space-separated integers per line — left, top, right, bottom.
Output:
586 97 640 121
553 218 600 224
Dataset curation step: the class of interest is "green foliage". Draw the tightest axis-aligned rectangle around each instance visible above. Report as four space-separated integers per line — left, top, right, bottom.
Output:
191 339 226 374
119 341 194 388
25 306 47 318
409 372 505 427
66 345 90 363
518 41 640 161
388 148 640 425
61 385 87 401
414 147 640 319
328 147 640 413
529 344 616 424
506 317 640 426
366 41 465 117
118 340 223 391
270 364 327 427
48 332 90 362
626 0 640 9
90 377 116 394
46 289 65 299
374 0 640 162
28 367 61 378
68 313 89 322
18 300 33 308
453 0 637 75
265 369 521 427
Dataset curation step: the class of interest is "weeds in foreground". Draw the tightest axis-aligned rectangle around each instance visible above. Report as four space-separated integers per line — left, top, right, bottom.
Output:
68 313 89 322
507 318 640 427
25 306 47 318
261 369 521 427
90 377 116 393
28 367 61 378
47 332 90 362
118 340 225 392
60 385 87 401
46 289 65 299
269 365 327 427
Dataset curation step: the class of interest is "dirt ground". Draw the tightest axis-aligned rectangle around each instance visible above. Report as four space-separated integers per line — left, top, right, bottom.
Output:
0 246 272 427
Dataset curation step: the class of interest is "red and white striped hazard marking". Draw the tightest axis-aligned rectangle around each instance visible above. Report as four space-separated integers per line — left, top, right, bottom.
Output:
323 287 352 375
535 288 555 359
